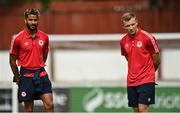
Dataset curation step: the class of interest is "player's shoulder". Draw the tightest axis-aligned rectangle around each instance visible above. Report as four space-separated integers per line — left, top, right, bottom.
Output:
120 33 128 43
13 30 24 40
37 30 49 41
38 30 48 37
140 29 154 40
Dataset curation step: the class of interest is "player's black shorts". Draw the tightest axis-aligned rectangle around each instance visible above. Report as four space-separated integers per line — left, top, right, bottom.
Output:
18 75 52 103
127 83 155 107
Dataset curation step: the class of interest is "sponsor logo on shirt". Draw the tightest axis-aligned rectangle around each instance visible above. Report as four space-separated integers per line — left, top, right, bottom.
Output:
125 44 129 48
24 42 29 46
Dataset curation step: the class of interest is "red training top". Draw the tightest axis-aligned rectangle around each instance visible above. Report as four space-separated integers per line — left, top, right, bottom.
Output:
10 28 49 70
120 28 159 86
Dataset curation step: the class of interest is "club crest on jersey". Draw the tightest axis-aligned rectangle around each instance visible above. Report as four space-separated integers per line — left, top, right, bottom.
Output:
137 41 142 47
38 40 44 46
21 91 27 97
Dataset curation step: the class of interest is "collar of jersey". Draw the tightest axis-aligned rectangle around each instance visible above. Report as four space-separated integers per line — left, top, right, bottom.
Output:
23 28 40 39
128 27 141 40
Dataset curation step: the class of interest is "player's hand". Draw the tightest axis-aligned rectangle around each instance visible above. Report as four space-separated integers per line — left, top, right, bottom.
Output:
13 75 20 84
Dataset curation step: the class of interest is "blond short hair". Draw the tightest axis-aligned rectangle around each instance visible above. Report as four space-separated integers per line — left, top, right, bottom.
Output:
121 12 137 22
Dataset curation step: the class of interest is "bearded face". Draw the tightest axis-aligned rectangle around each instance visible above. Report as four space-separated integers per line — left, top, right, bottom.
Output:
25 14 39 32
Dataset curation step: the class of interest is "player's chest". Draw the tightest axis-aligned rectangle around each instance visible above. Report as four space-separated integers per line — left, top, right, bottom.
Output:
124 39 146 53
20 38 45 51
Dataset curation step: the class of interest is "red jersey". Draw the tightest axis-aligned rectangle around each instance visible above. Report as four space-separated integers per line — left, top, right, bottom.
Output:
10 28 49 70
120 28 159 86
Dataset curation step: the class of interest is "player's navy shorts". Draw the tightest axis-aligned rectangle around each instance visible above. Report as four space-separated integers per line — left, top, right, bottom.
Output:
18 74 52 103
127 83 155 107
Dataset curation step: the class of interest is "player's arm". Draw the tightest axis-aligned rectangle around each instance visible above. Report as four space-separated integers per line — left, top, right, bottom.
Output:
120 41 128 61
43 36 49 63
9 54 20 83
43 52 48 63
43 42 49 63
125 56 128 61
147 35 160 71
151 53 160 71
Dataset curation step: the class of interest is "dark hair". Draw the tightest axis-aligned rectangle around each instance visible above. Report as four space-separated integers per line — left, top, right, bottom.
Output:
24 8 40 19
121 12 137 22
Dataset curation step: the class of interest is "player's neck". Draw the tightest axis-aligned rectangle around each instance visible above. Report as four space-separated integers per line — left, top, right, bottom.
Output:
130 34 135 39
130 28 139 39
27 29 36 39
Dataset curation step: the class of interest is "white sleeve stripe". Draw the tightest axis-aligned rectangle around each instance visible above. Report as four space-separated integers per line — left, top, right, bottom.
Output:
9 35 17 53
141 30 159 53
9 31 23 53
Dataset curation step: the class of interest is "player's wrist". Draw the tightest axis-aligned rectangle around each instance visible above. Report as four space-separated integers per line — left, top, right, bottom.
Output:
13 74 20 82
